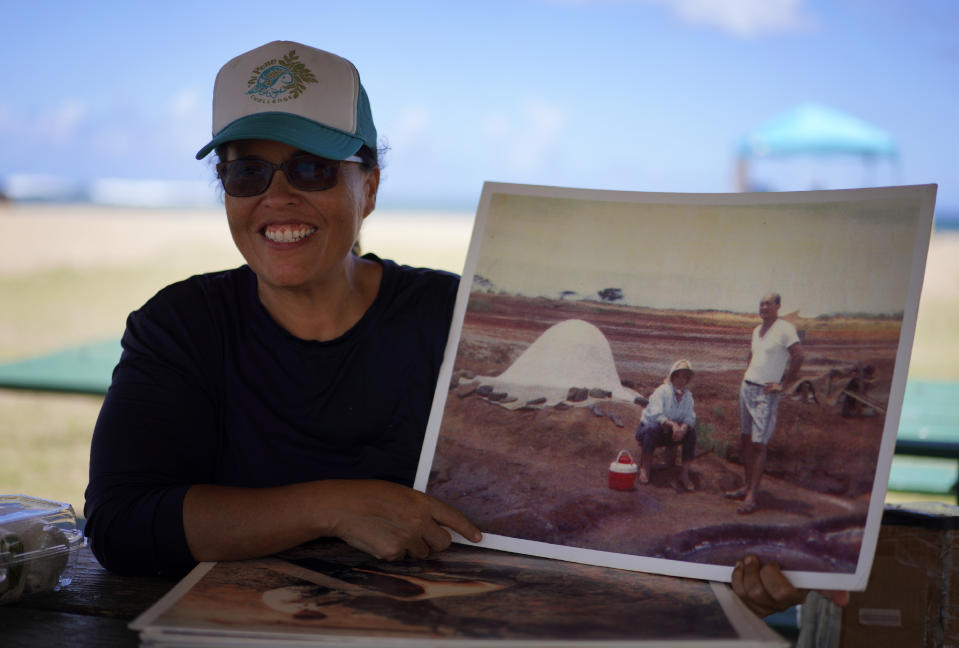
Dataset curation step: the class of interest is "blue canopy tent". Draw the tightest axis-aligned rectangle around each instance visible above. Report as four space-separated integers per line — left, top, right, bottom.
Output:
736 102 899 191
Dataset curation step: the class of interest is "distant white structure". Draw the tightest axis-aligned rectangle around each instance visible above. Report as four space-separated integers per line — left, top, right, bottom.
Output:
0 174 220 207
89 178 219 207
1 174 85 202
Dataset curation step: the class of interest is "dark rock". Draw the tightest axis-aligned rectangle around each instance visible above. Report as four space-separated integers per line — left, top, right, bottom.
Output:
554 401 571 410
634 395 649 407
525 397 547 406
588 404 605 417
487 391 508 402
607 413 624 428
588 388 612 399
455 382 478 398
476 384 494 397
566 387 589 402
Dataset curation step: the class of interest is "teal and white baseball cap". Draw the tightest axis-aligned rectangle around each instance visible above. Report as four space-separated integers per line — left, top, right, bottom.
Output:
196 41 377 161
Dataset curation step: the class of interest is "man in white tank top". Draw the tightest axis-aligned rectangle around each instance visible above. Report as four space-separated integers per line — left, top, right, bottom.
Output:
726 293 803 514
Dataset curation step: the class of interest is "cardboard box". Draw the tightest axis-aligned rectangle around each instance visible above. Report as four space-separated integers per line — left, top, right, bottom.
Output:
841 502 958 648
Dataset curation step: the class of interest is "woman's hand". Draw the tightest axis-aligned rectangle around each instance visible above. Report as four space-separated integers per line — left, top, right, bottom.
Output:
317 480 482 561
731 555 849 617
183 481 481 564
669 421 687 442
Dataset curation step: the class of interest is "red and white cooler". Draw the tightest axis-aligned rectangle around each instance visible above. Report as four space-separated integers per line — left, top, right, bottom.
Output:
608 449 638 491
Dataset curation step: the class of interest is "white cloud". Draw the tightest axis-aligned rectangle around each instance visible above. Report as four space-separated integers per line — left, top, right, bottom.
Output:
650 0 811 37
0 105 14 130
547 0 813 37
168 88 201 119
482 113 512 140
0 99 88 146
39 99 87 144
513 100 567 171
91 129 136 157
387 106 432 150
482 99 569 173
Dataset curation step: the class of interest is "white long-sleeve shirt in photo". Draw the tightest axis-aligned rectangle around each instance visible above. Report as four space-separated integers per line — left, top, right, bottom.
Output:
640 382 696 428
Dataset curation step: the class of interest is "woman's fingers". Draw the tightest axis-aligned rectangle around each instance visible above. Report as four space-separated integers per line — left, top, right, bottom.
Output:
403 535 432 560
427 496 483 543
758 562 807 609
327 480 481 561
732 555 807 617
421 521 453 554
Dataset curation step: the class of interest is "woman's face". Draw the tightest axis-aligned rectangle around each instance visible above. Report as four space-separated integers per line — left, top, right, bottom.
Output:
222 139 379 292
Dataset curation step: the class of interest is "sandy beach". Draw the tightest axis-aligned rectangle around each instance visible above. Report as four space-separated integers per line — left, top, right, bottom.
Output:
1 202 955 376
1 202 954 295
0 203 473 276
0 202 954 511
0 204 473 363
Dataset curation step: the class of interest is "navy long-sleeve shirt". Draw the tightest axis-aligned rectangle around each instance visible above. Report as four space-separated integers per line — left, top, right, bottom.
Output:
84 256 457 575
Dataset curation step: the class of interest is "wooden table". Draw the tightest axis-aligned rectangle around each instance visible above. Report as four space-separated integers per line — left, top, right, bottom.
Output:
3 544 178 647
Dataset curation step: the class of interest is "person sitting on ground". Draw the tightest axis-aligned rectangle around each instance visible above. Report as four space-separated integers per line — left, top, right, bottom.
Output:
634 359 697 491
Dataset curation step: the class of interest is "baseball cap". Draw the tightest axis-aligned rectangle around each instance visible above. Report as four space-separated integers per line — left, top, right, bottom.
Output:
196 41 377 161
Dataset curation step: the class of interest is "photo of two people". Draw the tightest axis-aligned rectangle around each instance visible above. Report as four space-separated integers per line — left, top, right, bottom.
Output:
416 182 935 590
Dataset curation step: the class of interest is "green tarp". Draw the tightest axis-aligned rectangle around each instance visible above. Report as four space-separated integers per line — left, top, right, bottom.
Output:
0 339 120 395
0 340 954 493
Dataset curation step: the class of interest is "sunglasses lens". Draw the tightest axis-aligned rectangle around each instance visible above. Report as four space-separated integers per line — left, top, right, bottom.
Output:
285 156 339 191
217 156 341 197
218 160 271 197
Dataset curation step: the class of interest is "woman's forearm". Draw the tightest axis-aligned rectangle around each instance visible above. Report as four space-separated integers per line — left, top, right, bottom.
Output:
182 479 482 563
183 482 331 562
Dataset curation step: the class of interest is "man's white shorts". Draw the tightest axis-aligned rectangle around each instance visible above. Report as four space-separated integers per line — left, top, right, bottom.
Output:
739 381 780 444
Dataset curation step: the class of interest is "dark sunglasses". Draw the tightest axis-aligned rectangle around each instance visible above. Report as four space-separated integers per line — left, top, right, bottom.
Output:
216 153 363 197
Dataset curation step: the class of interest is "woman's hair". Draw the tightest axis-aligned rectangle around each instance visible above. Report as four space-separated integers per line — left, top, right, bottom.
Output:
355 144 380 170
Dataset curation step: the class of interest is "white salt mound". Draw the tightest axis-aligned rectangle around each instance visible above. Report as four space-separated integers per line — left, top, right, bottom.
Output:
475 319 641 409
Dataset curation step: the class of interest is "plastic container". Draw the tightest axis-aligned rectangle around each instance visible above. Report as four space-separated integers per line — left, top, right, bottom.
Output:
608 450 638 491
0 494 85 604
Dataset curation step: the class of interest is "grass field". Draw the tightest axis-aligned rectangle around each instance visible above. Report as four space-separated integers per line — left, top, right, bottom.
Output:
0 203 955 513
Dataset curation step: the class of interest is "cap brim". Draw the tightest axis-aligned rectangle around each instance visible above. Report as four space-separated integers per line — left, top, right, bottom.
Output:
196 112 365 160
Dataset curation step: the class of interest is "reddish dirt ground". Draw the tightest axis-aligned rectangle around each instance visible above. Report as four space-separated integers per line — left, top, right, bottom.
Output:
426 293 899 572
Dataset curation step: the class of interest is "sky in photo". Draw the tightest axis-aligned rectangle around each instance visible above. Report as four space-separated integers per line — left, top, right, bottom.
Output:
1 1 956 213
475 185 930 317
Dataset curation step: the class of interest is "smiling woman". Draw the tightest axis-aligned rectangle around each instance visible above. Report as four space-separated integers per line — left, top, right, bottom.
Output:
83 41 482 577
79 39 807 622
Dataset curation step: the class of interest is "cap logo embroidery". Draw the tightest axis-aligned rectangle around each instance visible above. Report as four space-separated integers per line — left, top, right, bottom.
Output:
246 50 317 104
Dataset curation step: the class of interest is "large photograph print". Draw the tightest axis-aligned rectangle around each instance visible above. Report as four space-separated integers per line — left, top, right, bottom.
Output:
415 182 935 590
131 541 784 646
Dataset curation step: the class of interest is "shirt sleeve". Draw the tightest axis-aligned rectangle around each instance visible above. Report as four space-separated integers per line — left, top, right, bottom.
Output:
681 393 696 428
83 280 222 576
782 321 801 348
641 384 669 424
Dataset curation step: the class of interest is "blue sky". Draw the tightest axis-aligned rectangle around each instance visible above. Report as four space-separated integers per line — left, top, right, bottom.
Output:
1 0 956 213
